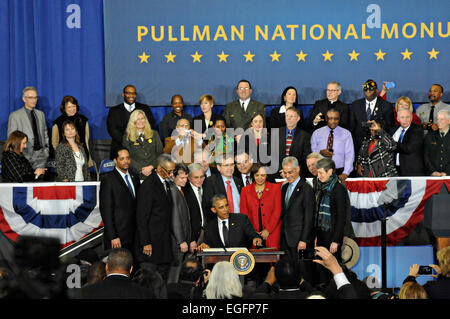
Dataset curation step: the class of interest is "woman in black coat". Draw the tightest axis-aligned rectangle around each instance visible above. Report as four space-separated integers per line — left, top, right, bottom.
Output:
314 158 347 285
1 130 46 182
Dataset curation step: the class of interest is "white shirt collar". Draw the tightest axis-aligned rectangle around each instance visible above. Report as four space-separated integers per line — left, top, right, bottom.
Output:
124 102 135 112
279 105 287 113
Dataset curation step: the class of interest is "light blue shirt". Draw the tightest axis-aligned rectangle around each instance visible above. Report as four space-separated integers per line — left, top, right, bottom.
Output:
285 176 300 204
221 175 240 213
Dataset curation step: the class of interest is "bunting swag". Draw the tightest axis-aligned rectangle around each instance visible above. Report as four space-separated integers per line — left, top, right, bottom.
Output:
347 178 450 246
0 183 103 248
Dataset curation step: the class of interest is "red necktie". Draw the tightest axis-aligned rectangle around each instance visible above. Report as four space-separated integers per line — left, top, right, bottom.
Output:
327 129 334 151
286 130 293 156
226 180 234 213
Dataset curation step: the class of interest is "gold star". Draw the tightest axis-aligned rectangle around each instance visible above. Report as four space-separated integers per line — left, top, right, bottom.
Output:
427 48 439 60
217 51 229 63
400 48 413 60
164 51 176 63
138 51 150 63
322 50 334 62
374 49 387 61
243 50 255 63
348 50 360 61
191 51 203 63
296 50 308 62
270 50 281 62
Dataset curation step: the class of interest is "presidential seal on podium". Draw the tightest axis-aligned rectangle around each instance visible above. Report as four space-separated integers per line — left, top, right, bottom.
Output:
230 249 255 275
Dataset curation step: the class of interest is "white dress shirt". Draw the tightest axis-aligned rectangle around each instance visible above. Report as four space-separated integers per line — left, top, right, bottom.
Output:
124 102 135 113
393 125 410 165
218 217 229 246
115 167 135 195
190 182 205 227
239 98 250 112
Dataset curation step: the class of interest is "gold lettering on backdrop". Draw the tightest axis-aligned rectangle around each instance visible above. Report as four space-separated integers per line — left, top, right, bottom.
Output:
328 24 341 40
151 26 164 42
272 25 286 40
255 25 268 41
381 23 399 39
214 25 228 41
344 24 358 40
193 25 211 41
231 25 244 41
402 22 417 39
137 26 148 42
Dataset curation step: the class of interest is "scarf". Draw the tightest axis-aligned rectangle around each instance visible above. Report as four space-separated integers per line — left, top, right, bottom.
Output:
315 173 338 232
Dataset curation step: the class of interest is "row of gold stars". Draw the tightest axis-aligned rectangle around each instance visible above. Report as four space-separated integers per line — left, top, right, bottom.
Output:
138 48 440 63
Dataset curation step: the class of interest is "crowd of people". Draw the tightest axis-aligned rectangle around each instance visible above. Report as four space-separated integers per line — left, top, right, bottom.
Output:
0 79 449 299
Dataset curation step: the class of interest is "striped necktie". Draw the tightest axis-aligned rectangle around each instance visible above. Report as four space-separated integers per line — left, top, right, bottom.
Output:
286 130 293 156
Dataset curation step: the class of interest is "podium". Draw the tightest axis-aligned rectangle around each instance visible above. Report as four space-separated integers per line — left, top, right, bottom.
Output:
197 248 284 270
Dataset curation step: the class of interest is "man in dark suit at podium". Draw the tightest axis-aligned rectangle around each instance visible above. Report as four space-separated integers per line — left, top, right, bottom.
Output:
197 194 262 250
106 84 155 159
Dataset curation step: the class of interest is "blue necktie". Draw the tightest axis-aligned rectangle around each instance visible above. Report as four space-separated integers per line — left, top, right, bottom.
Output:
285 183 293 205
366 102 372 121
125 175 135 197
399 129 406 142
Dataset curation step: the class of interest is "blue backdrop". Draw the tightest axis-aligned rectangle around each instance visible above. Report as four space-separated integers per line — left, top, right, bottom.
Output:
0 0 105 140
1 0 449 141
104 0 449 107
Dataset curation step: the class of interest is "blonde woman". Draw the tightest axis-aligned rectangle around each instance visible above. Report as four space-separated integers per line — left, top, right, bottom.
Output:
122 110 163 180
394 96 421 127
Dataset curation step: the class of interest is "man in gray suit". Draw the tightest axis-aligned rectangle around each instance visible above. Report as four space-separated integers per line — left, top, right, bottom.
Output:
223 80 266 130
168 163 196 284
7 86 49 169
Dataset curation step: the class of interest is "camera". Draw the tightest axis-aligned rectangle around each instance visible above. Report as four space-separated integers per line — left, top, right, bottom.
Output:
418 265 432 275
299 249 316 260
361 121 372 129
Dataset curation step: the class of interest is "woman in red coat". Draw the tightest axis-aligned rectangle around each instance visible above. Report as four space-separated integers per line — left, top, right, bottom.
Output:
240 163 282 249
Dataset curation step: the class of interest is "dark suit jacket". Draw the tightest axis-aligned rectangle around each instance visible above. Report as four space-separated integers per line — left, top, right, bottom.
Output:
278 126 311 176
390 124 425 176
203 213 262 248
106 102 155 158
350 97 394 153
424 130 450 175
79 275 154 299
183 183 205 241
169 182 192 246
99 169 140 251
202 174 244 220
135 172 173 264
268 106 304 129
307 99 350 132
193 112 222 134
281 179 316 248
223 99 266 129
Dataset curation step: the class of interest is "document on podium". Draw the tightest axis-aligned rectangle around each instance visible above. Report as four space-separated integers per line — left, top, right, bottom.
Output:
202 247 247 253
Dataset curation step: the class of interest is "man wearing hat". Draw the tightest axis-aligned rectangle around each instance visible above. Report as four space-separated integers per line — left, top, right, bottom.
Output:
349 79 395 155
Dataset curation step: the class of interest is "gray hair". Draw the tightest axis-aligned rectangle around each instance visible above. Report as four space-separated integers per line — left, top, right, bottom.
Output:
188 163 204 176
22 86 37 97
282 156 299 169
157 153 174 167
437 109 450 120
204 261 243 299
306 152 324 161
211 193 227 207
327 81 342 91
315 158 336 172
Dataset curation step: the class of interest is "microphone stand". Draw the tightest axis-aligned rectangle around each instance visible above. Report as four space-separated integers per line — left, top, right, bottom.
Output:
380 204 388 292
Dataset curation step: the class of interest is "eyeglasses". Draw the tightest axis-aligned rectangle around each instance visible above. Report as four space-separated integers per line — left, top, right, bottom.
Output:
161 166 175 175
124 91 137 95
24 96 38 100
326 89 339 92
220 163 235 167
237 87 250 91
